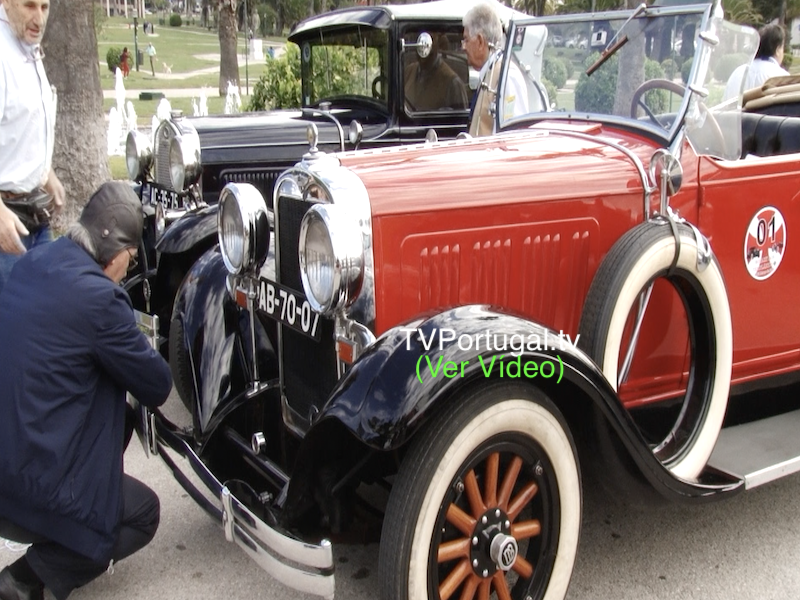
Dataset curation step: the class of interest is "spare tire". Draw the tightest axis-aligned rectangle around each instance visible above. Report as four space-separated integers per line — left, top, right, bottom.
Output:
579 220 732 481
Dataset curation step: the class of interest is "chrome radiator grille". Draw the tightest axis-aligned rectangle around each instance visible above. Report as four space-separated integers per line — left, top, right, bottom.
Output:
153 130 174 191
276 196 338 425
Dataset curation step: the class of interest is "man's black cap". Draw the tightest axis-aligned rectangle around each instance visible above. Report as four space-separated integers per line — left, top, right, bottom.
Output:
79 182 143 266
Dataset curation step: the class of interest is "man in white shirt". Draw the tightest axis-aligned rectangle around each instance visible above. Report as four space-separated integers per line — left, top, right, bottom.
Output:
724 24 788 102
463 2 529 136
0 0 65 294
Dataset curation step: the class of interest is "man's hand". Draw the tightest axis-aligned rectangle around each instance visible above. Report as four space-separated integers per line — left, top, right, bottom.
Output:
0 202 29 255
43 169 65 214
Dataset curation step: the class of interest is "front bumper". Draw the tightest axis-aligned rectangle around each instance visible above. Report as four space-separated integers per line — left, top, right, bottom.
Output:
142 410 335 599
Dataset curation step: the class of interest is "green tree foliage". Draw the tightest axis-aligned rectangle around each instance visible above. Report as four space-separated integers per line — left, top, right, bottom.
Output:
575 53 667 114
249 43 301 110
169 13 183 26
106 47 122 73
543 55 568 89
556 0 624 15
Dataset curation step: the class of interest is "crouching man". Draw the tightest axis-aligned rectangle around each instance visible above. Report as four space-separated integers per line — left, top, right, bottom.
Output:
0 182 173 600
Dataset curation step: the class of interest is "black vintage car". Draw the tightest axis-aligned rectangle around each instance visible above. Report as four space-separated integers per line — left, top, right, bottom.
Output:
123 0 521 336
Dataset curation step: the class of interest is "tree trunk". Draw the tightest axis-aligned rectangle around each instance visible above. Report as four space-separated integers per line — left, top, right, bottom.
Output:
218 0 240 97
42 0 109 226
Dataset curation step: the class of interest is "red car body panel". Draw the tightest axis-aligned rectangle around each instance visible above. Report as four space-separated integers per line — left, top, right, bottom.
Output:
338 124 798 408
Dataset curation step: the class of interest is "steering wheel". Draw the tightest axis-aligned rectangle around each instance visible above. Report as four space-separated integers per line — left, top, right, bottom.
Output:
630 79 687 126
372 75 387 100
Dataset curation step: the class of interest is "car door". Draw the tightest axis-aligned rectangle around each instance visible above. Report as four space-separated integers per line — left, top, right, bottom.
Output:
697 151 800 383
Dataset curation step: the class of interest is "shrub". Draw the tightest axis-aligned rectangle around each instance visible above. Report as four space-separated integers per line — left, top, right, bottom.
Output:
543 55 569 90
575 54 669 115
249 44 301 110
541 78 558 109
106 47 122 74
169 13 182 27
661 58 678 80
681 59 693 84
575 52 617 113
560 56 573 82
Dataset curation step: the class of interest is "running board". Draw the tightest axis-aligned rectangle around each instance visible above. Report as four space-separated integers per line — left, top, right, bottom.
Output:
708 408 800 489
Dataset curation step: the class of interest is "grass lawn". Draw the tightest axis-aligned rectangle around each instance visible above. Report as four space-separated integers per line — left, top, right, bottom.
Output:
96 16 284 91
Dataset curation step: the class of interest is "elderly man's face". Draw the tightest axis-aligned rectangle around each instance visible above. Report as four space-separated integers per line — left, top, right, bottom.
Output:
4 0 50 45
462 27 488 70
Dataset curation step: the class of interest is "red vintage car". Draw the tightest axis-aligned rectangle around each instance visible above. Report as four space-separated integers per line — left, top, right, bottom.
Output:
138 2 799 599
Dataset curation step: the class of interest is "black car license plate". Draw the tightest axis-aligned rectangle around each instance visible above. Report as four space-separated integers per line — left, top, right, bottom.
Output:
254 279 321 340
148 185 183 210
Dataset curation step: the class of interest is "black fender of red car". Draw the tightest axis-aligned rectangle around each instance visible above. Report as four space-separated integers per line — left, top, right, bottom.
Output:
313 305 743 503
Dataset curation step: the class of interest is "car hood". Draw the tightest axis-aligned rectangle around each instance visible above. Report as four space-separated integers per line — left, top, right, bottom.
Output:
338 124 657 217
190 110 387 166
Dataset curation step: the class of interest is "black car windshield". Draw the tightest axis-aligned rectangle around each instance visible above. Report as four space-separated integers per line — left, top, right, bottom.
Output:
298 26 389 109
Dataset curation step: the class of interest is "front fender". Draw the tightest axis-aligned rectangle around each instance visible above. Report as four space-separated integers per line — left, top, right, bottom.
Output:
315 305 742 502
172 247 277 438
156 204 219 255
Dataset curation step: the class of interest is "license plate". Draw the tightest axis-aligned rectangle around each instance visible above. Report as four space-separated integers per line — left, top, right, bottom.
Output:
251 279 321 340
147 185 183 211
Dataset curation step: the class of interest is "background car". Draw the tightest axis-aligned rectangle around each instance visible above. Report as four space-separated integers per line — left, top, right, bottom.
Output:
137 2 800 600
123 0 522 345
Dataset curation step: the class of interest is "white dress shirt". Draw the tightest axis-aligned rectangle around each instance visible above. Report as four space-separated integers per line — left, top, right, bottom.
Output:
724 56 789 102
0 5 56 194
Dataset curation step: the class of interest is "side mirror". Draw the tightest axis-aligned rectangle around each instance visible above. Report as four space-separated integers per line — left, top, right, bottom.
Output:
402 32 433 59
649 149 683 214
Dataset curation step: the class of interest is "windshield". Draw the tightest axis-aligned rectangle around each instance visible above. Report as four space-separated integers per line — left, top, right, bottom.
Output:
299 26 389 109
497 4 756 157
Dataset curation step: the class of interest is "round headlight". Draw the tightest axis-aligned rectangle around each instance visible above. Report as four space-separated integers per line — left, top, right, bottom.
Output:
299 204 364 314
218 183 270 275
168 134 201 192
126 130 152 181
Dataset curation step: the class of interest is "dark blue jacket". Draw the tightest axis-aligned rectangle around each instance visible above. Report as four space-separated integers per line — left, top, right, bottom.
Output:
0 237 172 563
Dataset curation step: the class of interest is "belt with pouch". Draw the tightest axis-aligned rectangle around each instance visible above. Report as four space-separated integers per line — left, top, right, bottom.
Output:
0 189 53 232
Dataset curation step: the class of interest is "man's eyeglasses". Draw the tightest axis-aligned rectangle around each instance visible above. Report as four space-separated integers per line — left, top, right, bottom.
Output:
126 248 139 273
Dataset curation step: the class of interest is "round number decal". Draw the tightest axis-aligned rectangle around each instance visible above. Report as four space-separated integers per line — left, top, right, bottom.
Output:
302 42 311 63
744 206 786 280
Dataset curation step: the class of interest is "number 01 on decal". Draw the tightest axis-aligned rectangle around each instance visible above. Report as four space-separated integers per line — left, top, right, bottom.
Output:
744 207 786 281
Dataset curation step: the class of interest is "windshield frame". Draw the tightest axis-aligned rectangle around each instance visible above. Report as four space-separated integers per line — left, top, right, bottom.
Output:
296 24 391 111
498 2 716 147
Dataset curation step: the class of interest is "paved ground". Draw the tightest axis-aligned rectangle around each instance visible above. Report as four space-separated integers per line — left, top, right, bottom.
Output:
3 424 800 600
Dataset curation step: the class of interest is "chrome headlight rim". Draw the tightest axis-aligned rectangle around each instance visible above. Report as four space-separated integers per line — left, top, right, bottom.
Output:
125 130 153 181
218 183 270 275
168 135 201 192
299 204 364 315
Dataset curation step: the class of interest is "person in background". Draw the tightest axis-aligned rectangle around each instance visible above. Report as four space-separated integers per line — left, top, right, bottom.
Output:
146 41 156 77
404 33 468 111
0 0 66 295
462 2 528 136
120 46 130 77
724 23 789 101
0 182 173 600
